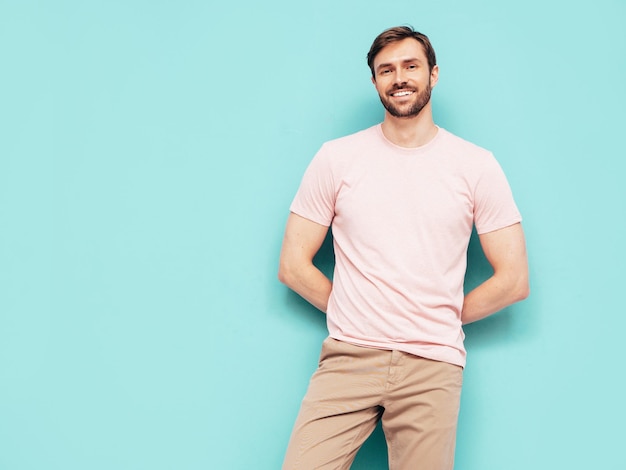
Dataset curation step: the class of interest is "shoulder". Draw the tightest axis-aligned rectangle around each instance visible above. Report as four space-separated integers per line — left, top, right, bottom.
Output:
321 125 381 154
309 125 381 174
436 128 493 160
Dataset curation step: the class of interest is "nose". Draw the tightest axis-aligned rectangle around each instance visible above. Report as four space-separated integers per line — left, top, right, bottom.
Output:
393 68 408 85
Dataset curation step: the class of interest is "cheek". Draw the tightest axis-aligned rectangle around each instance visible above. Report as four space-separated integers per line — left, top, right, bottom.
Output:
374 79 390 95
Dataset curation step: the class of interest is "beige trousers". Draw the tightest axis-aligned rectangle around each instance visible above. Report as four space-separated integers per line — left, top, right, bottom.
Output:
283 337 463 470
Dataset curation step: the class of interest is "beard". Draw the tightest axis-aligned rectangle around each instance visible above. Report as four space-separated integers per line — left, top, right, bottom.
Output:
378 82 432 118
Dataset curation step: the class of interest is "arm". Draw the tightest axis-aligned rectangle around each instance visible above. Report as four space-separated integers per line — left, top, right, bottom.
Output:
462 222 529 325
278 212 332 313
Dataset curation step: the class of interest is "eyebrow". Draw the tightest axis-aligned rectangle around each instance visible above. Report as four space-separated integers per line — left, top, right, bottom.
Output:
376 57 423 71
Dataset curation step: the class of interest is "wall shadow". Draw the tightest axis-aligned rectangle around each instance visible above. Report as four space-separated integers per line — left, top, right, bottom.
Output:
352 422 388 469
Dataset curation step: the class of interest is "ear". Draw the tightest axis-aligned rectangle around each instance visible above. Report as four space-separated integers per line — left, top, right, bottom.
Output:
430 65 439 88
371 76 376 86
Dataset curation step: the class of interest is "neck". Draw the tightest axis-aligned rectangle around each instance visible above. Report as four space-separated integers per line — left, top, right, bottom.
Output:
380 104 438 148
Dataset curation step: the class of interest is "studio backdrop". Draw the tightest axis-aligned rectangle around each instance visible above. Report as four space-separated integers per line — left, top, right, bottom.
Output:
1 1 625 469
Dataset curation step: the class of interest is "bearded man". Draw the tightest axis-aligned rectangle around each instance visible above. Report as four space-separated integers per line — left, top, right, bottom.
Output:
279 25 529 470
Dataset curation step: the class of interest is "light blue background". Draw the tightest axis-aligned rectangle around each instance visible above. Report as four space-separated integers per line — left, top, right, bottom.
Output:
1 1 625 469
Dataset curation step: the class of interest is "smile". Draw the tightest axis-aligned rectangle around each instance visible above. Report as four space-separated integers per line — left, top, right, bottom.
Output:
390 90 414 97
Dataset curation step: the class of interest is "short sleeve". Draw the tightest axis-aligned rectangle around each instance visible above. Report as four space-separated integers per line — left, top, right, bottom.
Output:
473 153 522 234
289 144 336 227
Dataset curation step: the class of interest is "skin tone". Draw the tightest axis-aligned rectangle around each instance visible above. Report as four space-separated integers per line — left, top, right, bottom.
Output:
278 37 529 324
370 37 439 148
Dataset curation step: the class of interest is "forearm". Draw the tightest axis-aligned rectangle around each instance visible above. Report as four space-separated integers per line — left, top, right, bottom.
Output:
279 263 332 313
461 272 529 325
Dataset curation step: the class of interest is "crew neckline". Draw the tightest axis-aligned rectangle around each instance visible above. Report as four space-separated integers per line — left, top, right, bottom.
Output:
375 124 443 153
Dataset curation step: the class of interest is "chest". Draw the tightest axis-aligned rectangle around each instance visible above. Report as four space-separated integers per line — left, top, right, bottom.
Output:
334 158 474 234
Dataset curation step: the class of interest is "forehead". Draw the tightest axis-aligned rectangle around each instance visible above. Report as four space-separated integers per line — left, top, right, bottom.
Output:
373 38 428 67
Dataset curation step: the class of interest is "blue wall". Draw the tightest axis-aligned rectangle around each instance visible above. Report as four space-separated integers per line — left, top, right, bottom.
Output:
1 1 625 469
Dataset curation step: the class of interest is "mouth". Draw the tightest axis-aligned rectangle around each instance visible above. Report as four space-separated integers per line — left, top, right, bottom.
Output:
389 89 415 98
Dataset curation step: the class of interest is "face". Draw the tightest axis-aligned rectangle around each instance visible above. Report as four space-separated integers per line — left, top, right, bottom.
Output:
371 38 438 119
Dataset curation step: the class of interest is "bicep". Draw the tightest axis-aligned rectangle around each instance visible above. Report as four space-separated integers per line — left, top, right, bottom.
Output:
478 222 528 275
280 212 329 265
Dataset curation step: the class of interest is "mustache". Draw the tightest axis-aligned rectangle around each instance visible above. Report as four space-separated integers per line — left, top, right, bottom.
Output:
389 83 416 91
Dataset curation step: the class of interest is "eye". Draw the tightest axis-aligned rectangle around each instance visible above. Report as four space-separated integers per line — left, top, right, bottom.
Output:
407 64 417 70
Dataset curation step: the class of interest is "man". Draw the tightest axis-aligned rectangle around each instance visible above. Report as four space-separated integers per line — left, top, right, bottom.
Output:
278 26 529 470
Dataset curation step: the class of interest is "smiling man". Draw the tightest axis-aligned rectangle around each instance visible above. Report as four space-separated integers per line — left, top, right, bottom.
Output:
279 26 529 470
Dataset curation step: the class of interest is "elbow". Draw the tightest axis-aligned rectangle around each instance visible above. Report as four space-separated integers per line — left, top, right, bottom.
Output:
277 260 295 288
513 275 530 303
277 268 288 286
278 252 314 291
498 269 529 305
499 263 529 304
516 284 530 303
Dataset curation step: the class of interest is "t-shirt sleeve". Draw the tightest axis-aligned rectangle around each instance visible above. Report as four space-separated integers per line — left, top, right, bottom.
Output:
289 144 336 227
473 153 522 234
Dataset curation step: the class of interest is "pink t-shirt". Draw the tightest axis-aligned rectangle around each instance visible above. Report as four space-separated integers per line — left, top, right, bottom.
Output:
290 125 521 367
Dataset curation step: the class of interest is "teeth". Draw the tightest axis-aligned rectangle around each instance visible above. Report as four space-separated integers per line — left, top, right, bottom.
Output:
392 91 413 97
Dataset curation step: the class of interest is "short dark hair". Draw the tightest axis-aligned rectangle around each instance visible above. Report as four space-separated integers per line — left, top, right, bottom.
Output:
367 26 437 77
